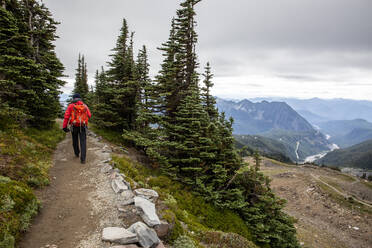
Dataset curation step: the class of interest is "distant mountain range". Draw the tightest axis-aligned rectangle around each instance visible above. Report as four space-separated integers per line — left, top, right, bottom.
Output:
317 119 372 148
316 139 372 170
216 98 314 134
216 98 331 162
249 97 372 124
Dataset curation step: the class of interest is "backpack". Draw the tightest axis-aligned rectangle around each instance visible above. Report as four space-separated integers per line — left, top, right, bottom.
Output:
71 104 89 126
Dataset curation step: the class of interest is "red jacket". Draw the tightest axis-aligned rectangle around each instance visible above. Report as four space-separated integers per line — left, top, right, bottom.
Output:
63 101 92 128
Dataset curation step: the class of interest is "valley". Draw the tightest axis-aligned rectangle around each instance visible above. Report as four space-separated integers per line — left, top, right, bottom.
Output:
245 157 372 248
218 97 372 170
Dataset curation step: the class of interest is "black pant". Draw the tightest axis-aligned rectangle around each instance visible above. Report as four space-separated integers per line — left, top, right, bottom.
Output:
72 126 87 162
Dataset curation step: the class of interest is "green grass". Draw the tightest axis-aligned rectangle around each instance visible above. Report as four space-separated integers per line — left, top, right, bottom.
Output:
0 123 65 247
112 154 256 247
89 125 126 145
336 173 356 183
265 157 295 168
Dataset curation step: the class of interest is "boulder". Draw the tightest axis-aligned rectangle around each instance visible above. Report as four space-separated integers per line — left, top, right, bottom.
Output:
128 222 160 248
134 188 159 203
112 179 129 194
134 197 161 227
121 190 135 201
154 221 170 238
102 227 138 244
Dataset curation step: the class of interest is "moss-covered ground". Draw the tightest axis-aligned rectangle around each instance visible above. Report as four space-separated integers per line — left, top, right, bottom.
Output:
112 154 257 247
0 123 65 247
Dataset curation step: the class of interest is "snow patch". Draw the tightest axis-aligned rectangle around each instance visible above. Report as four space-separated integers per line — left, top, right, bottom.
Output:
295 141 300 160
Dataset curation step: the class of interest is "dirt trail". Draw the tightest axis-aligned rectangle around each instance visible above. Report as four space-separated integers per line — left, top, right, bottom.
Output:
19 131 122 248
311 173 372 208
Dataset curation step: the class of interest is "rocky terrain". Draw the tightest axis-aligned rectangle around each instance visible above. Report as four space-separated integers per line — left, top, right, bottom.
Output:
246 157 372 248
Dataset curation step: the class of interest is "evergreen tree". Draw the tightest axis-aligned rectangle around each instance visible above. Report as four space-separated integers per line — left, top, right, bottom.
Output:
134 46 155 130
103 19 140 131
151 1 300 246
201 62 218 120
156 0 201 122
72 54 89 100
92 67 117 128
162 85 213 180
0 0 64 128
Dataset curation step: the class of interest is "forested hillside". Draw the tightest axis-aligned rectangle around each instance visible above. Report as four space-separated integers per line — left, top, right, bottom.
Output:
0 0 66 246
317 139 372 170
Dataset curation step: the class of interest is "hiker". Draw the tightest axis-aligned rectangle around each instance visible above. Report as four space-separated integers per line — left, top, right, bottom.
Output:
62 93 92 164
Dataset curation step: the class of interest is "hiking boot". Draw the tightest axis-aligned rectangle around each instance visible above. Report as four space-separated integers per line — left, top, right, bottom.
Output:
75 153 79 158
81 160 86 164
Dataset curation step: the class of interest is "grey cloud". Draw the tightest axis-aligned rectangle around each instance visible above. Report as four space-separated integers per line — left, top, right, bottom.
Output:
44 0 372 99
276 74 322 82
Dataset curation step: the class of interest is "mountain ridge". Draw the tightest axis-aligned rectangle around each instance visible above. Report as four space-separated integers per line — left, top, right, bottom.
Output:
216 98 331 162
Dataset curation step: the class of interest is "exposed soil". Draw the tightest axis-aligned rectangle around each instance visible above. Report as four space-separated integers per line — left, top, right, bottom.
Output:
246 157 372 248
18 131 124 248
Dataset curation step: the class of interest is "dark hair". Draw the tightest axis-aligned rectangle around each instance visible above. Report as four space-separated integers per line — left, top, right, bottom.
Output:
72 93 81 99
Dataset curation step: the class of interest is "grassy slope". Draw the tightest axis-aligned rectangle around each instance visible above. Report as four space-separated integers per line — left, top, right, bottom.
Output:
91 126 258 248
234 134 293 163
0 123 65 247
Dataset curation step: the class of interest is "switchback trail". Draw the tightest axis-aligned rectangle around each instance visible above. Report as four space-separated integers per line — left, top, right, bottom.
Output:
19 130 122 248
311 174 372 208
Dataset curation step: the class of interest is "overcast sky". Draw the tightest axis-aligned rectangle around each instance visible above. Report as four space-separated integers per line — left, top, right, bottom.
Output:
44 0 372 100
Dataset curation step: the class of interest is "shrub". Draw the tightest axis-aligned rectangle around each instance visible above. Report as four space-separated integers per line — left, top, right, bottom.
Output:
200 231 258 248
174 235 196 248
0 177 39 247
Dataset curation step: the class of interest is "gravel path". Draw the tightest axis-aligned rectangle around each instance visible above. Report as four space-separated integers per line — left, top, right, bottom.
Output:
19 131 123 248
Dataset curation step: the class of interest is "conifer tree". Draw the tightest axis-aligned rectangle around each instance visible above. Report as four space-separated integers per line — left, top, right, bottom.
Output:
135 45 155 130
201 62 218 120
72 54 89 100
0 0 64 128
151 1 300 246
156 0 201 122
92 67 117 128
103 19 140 131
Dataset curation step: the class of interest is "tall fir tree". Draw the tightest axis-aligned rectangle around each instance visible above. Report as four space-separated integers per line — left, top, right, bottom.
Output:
72 54 89 100
201 62 218 120
155 0 201 123
0 0 64 128
102 19 140 131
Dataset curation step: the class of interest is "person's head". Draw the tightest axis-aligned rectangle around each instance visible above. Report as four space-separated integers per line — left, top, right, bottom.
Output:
72 93 81 102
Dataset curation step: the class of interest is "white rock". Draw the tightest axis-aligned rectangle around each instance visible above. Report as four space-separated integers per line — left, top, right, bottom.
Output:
121 190 135 201
352 226 359 230
102 227 138 244
128 222 160 248
134 197 161 227
112 179 129 194
134 189 159 203
101 164 113 173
